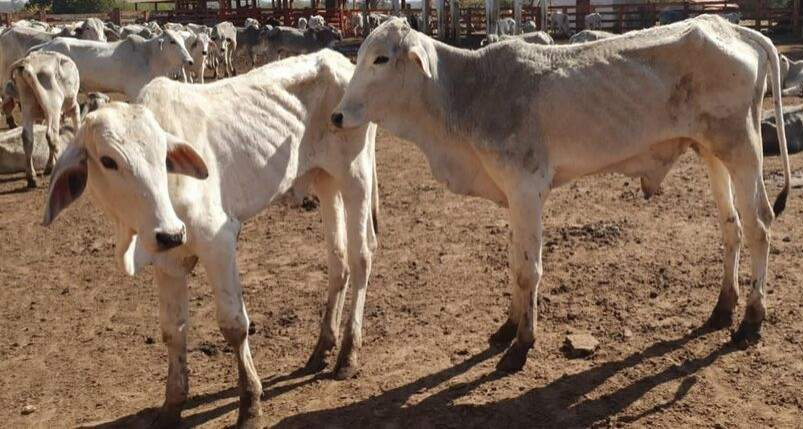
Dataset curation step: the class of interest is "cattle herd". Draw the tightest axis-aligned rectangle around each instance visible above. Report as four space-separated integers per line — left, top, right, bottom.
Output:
0 10 800 428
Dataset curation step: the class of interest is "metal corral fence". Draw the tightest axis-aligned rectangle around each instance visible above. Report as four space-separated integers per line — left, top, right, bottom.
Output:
0 0 798 37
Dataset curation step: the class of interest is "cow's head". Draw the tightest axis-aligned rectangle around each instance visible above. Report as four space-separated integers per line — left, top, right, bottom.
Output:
192 32 211 57
332 18 432 129
43 103 208 273
160 29 195 67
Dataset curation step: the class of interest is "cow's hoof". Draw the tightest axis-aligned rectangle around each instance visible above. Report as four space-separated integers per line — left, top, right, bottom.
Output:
151 406 181 429
705 306 734 330
496 341 532 373
304 340 335 373
26 177 38 189
236 412 263 429
5 117 16 129
489 319 518 348
731 319 762 345
333 354 360 380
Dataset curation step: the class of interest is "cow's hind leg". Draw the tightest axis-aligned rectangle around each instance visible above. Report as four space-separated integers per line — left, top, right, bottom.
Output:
44 115 61 174
497 183 546 373
702 153 742 329
333 174 375 380
200 227 263 428
721 143 774 344
305 176 350 372
153 268 190 428
3 98 16 129
21 118 37 188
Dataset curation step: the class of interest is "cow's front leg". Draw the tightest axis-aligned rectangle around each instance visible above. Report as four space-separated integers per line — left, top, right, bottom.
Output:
153 268 190 429
200 231 262 428
306 177 349 372
497 185 546 373
333 180 375 380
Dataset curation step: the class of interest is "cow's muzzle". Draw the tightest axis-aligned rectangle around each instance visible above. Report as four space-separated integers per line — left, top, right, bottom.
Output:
155 226 186 250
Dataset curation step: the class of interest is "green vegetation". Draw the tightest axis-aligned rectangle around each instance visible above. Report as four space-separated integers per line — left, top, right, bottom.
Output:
25 0 130 13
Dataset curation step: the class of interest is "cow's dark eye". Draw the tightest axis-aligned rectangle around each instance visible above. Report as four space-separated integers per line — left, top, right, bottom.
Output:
100 156 118 170
373 56 389 65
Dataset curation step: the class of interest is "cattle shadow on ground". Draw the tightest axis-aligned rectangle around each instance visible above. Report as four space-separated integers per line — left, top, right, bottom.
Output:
78 327 738 428
273 327 739 428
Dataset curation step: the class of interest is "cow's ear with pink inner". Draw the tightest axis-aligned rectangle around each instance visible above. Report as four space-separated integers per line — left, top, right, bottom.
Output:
43 144 88 226
165 133 209 180
407 45 432 79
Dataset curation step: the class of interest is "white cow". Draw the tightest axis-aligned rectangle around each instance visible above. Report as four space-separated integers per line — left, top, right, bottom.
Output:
332 16 790 371
78 17 107 42
349 13 362 36
309 15 326 30
0 26 58 128
569 29 615 44
43 50 378 428
3 51 80 188
244 17 260 29
211 22 237 77
178 30 211 83
33 30 194 98
722 11 742 24
497 17 516 35
521 20 537 33
780 54 803 96
585 12 603 30
298 17 309 30
550 12 572 37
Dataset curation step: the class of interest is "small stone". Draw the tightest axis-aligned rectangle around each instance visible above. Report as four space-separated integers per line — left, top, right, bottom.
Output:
21 405 36 415
563 333 599 358
623 328 633 339
144 336 155 345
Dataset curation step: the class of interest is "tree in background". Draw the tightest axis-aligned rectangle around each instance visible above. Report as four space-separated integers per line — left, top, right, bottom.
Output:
26 0 121 13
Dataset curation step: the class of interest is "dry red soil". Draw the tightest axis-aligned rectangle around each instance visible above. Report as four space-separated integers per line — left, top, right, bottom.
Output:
2 48 803 429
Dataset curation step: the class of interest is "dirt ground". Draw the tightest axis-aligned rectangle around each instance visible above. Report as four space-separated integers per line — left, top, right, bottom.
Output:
2 45 803 429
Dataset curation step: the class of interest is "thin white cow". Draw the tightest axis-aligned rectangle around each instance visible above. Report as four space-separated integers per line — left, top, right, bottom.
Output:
33 30 194 98
43 50 378 428
550 12 572 37
585 12 603 30
3 51 80 188
780 54 803 96
177 30 211 83
332 16 790 371
77 17 107 42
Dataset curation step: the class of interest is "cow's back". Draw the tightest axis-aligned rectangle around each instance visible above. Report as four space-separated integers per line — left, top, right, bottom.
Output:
138 50 355 219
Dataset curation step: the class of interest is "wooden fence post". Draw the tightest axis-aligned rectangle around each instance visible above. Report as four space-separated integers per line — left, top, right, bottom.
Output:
793 0 801 37
110 8 122 26
423 0 431 35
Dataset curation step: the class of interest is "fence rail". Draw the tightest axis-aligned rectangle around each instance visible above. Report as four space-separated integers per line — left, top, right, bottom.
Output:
0 1 798 38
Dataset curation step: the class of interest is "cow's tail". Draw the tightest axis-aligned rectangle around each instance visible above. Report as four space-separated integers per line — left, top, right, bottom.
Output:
18 62 52 126
738 25 790 217
370 124 380 236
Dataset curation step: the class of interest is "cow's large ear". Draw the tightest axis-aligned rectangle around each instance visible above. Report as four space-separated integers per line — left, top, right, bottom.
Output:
165 133 209 179
43 144 88 226
407 44 432 79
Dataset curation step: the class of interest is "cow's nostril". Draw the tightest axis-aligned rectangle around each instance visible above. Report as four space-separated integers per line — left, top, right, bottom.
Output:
188 60 195 66
331 112 343 128
155 229 184 250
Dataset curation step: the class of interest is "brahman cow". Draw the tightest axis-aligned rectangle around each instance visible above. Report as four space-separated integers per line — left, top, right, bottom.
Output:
44 50 378 428
569 29 616 43
77 17 107 42
3 51 80 188
33 30 194 98
550 12 572 37
332 16 790 372
178 30 211 83
211 21 237 77
780 54 803 96
763 104 803 156
585 12 603 30
262 26 342 61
